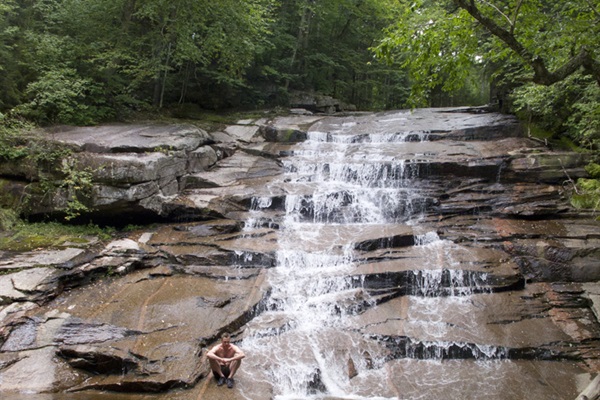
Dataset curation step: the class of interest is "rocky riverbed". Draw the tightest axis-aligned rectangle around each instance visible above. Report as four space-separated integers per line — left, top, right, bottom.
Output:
1 108 599 399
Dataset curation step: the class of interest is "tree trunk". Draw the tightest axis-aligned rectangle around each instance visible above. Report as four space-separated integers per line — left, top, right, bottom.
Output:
159 42 172 109
453 0 600 86
285 2 313 91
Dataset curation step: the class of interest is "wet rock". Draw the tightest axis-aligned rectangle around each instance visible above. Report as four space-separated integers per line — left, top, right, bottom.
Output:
0 248 87 271
433 120 523 141
0 262 270 394
289 91 342 113
260 125 307 143
356 283 600 363
0 268 59 304
1 317 38 351
78 151 188 187
583 283 600 323
0 302 37 325
56 318 140 345
290 108 313 115
347 356 358 379
504 239 600 283
11 267 56 293
0 122 248 221
388 359 590 400
224 124 262 143
187 146 219 173
307 368 327 394
172 219 242 236
504 151 591 183
58 345 143 374
180 152 281 195
576 374 600 400
0 347 81 392
436 181 568 217
1 108 599 398
104 239 142 254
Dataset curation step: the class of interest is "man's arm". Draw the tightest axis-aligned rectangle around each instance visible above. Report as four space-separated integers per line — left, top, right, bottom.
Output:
206 344 222 361
229 344 245 361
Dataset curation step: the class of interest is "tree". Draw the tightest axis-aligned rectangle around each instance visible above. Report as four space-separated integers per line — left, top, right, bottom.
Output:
0 0 33 111
375 0 600 147
6 0 276 123
453 0 600 86
376 1 600 96
248 0 408 110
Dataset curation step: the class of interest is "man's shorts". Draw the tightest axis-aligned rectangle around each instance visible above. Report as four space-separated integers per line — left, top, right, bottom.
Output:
213 365 231 379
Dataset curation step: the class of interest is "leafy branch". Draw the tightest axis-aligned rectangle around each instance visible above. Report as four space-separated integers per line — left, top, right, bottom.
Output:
454 0 600 86
59 157 95 221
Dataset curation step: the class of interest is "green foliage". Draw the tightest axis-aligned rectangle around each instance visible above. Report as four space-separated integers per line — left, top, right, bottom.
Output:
570 164 600 215
247 0 408 110
571 178 600 214
0 0 409 115
1 115 97 220
586 163 600 179
375 0 600 119
0 0 27 111
375 1 483 107
17 67 113 125
578 178 600 192
0 220 114 251
153 145 176 156
58 157 96 220
0 115 34 160
1 0 277 120
0 207 19 232
512 74 600 149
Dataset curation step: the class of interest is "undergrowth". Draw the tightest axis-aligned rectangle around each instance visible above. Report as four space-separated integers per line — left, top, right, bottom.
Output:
571 163 600 219
0 217 115 252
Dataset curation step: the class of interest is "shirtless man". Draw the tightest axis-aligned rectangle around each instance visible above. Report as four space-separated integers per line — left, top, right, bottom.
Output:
206 332 245 389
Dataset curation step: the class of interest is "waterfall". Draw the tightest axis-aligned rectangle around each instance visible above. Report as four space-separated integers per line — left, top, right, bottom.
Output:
240 114 496 399
409 232 489 297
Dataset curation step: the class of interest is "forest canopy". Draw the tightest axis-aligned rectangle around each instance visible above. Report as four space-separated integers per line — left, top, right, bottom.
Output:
0 0 598 151
0 0 407 124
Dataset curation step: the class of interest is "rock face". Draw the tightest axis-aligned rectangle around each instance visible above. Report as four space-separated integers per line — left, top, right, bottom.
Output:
0 107 599 399
289 91 348 113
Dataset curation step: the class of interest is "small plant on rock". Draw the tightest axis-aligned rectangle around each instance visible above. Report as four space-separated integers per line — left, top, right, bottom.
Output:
59 157 95 221
570 163 600 218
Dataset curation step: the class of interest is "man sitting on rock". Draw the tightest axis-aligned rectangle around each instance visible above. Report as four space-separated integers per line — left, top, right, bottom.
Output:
206 332 245 389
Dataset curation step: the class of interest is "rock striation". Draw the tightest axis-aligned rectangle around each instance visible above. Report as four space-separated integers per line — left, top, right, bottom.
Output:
0 107 599 399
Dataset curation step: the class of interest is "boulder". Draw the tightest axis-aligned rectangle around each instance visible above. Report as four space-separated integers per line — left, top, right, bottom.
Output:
289 91 342 113
45 123 211 153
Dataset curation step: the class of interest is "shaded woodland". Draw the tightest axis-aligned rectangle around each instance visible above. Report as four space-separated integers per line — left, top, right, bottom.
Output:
0 0 598 154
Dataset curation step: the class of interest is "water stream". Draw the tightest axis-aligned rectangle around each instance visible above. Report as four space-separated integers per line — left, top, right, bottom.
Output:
238 114 463 399
236 114 574 399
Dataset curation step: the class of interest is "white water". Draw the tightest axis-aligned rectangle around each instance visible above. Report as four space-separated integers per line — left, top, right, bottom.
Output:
239 118 493 399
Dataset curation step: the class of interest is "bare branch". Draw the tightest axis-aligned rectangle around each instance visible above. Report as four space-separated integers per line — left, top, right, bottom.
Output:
559 158 581 195
510 0 524 35
476 0 512 27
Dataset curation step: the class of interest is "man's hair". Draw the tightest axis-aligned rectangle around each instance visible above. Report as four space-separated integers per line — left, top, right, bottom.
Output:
221 332 231 340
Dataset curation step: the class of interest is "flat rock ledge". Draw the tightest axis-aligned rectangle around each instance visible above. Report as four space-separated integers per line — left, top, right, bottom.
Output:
0 108 599 399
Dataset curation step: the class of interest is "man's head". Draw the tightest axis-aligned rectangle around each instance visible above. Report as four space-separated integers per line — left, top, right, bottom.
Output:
221 332 231 348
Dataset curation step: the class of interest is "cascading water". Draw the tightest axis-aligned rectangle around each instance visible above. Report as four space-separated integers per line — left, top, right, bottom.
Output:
239 114 508 399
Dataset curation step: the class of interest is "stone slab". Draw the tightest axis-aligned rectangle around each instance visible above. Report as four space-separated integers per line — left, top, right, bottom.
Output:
0 248 85 270
45 124 210 153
